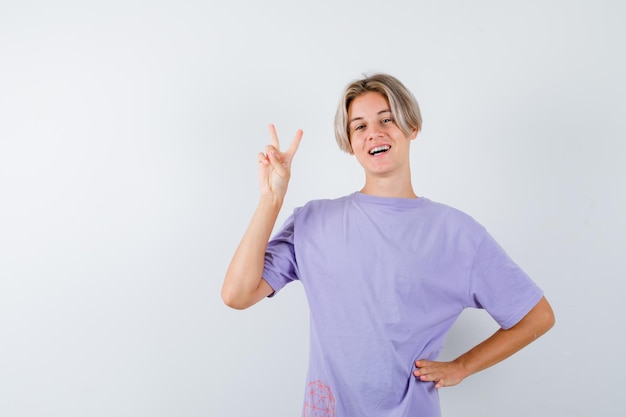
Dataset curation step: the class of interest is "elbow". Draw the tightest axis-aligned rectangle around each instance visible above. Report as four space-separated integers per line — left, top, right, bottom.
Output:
221 284 255 310
544 305 556 333
535 296 556 336
221 273 271 310
221 288 249 310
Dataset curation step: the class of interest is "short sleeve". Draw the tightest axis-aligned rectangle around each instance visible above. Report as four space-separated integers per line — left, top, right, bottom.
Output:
468 231 544 329
263 212 300 295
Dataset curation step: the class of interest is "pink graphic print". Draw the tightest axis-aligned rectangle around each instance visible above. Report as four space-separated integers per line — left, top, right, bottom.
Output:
303 380 335 417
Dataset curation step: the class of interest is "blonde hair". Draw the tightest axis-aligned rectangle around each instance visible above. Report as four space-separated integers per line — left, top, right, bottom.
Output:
334 73 422 153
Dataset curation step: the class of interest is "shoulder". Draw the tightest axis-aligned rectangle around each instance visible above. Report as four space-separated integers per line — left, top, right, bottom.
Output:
297 194 353 212
420 198 487 237
421 198 478 220
290 194 355 226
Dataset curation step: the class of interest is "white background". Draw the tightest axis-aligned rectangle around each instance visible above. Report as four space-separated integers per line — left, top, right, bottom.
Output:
1 1 624 416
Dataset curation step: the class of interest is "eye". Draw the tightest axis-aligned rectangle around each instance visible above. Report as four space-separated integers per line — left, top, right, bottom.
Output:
381 117 393 124
353 124 365 131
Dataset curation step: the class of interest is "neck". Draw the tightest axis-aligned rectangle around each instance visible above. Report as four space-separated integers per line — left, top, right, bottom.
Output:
360 174 417 199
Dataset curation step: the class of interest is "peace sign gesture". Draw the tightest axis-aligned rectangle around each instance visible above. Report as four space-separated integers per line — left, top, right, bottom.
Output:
257 124 303 200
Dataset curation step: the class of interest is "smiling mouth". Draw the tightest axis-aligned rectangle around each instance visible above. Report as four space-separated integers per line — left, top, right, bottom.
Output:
369 145 391 156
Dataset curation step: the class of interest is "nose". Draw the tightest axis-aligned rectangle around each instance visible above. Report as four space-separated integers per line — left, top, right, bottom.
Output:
367 126 383 140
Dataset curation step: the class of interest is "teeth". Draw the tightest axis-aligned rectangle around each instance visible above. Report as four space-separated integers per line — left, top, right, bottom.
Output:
369 145 390 155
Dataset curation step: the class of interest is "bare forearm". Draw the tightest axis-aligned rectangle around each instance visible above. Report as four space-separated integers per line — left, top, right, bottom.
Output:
221 196 283 309
415 297 555 388
454 297 555 379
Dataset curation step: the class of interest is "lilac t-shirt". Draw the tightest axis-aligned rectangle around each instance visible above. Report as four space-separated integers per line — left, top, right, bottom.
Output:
263 193 543 417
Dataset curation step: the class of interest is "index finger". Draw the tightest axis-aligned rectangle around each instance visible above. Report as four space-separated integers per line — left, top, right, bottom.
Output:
285 129 303 158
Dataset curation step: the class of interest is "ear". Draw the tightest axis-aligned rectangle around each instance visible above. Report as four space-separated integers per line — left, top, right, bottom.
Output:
409 128 419 140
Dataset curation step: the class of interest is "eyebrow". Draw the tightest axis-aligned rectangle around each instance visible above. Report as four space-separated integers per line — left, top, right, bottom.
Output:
349 109 391 124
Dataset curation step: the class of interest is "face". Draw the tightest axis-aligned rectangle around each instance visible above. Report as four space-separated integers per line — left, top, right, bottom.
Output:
347 91 417 177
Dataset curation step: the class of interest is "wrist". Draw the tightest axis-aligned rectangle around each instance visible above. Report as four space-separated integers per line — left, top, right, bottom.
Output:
258 193 284 209
452 356 472 380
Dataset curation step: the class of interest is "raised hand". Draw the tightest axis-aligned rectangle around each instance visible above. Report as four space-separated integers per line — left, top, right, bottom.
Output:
257 124 303 200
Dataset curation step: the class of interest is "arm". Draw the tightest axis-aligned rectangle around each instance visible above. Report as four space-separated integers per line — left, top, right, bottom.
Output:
414 296 555 388
221 125 302 310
